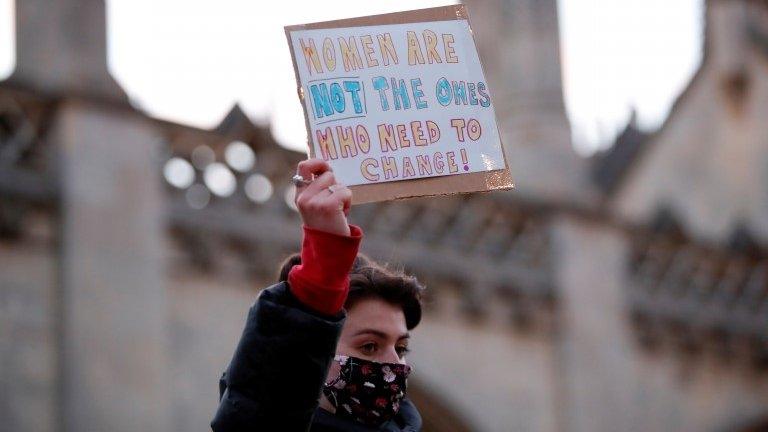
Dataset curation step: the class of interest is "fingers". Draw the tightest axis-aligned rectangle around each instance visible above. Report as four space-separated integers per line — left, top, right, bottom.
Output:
302 171 336 199
321 185 352 216
333 185 352 216
294 158 353 219
296 159 331 181
295 158 331 196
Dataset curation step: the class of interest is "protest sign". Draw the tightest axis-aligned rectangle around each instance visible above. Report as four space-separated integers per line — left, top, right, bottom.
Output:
285 5 513 204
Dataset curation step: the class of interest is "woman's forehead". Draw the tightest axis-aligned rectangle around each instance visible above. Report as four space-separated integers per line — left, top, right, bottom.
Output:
344 298 408 337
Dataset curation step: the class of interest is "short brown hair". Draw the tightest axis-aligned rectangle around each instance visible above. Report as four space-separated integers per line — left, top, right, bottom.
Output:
278 254 424 330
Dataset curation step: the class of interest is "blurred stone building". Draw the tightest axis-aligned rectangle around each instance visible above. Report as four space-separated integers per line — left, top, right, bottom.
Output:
1 0 768 431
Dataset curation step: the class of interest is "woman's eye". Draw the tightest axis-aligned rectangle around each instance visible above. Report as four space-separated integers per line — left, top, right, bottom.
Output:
361 343 376 354
396 346 410 357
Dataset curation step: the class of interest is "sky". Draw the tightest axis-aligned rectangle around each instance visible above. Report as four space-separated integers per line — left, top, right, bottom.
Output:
0 0 703 155
558 0 703 153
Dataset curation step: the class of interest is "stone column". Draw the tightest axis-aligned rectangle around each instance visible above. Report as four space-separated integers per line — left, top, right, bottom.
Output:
56 101 170 432
10 0 126 100
462 0 591 204
551 216 642 432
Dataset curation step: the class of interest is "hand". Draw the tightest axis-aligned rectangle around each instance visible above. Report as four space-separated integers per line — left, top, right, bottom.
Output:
294 159 352 237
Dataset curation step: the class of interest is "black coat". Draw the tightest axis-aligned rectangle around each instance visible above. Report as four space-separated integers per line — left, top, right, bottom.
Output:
211 282 422 432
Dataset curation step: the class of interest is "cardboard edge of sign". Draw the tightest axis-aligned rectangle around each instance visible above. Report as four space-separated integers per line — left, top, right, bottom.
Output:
284 4 514 205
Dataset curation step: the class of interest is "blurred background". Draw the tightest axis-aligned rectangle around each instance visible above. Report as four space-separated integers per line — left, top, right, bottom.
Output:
1 0 767 431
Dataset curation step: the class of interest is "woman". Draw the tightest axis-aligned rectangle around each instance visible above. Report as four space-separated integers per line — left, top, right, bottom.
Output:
211 159 425 431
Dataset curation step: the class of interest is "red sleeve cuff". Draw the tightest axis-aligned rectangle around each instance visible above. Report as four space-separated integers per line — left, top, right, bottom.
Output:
288 224 363 315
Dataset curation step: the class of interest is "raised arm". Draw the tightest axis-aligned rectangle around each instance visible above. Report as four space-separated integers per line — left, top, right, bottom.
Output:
211 160 361 431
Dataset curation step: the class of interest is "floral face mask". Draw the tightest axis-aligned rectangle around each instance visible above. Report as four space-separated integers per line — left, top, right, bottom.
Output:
323 355 412 427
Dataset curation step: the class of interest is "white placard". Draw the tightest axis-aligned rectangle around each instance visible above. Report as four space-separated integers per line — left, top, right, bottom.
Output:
288 18 506 188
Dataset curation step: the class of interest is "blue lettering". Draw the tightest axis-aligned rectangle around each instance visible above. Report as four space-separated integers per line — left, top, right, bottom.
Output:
343 81 364 114
411 78 428 109
452 81 467 105
436 77 451 106
391 78 411 110
478 82 491 107
372 76 390 111
467 82 479 106
330 83 345 113
310 83 333 118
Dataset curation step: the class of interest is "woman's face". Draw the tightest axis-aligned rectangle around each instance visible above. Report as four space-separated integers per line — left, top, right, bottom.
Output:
320 297 411 413
336 297 411 364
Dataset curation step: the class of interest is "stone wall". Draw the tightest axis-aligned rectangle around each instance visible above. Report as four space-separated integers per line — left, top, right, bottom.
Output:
0 215 57 432
168 272 260 431
553 216 768 432
410 289 559 432
613 1 768 243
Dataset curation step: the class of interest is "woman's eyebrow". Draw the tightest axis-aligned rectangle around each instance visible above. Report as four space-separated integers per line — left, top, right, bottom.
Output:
352 329 387 338
352 329 410 340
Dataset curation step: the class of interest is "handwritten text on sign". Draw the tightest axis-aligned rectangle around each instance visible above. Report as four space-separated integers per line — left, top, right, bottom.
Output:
289 19 504 186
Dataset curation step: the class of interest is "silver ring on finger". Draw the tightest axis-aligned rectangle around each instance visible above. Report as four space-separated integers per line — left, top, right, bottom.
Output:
292 174 312 187
327 185 338 194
